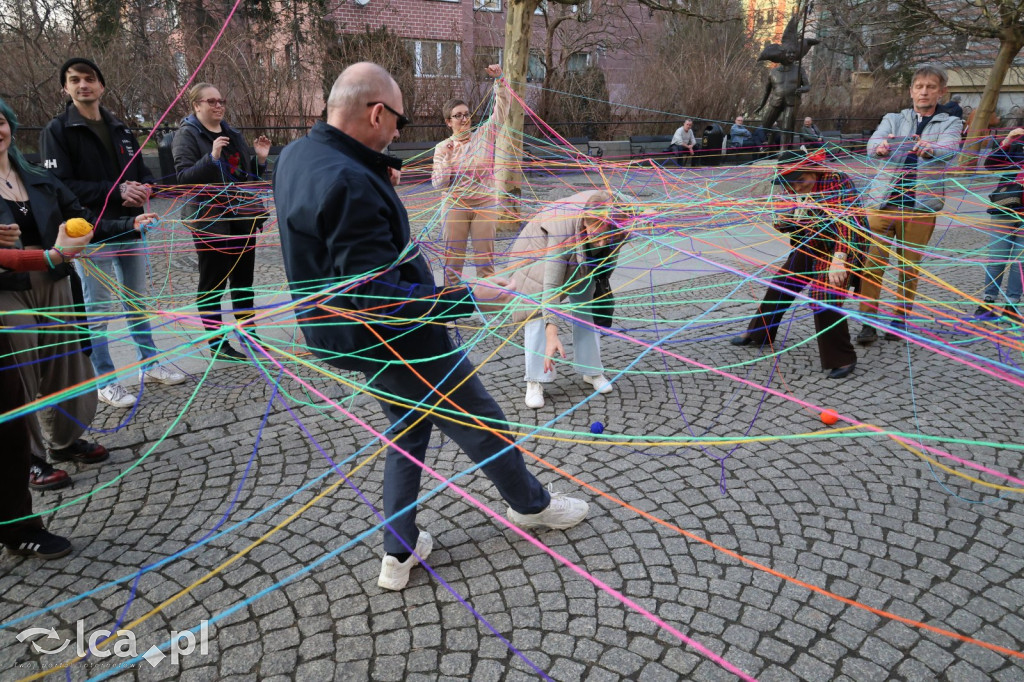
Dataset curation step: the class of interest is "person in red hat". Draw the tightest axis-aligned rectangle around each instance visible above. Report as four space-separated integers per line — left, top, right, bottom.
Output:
730 148 868 379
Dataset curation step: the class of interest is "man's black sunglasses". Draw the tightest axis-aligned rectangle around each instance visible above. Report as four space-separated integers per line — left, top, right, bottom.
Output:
367 101 410 130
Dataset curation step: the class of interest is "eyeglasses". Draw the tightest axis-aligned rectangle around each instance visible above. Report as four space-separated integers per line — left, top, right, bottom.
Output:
367 101 410 130
199 98 227 107
449 112 472 121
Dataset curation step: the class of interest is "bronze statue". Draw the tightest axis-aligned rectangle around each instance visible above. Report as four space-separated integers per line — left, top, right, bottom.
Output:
756 12 819 139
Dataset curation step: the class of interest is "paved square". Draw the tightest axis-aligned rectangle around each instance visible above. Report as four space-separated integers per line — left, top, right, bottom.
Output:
2 168 1022 681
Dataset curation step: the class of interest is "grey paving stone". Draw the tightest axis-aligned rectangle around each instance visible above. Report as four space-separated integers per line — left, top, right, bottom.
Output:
0 178 1020 682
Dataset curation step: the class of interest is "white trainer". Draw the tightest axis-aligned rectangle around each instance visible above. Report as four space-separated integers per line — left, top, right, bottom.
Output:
507 492 589 531
525 381 545 408
582 374 614 394
377 531 433 591
141 365 187 386
97 383 137 408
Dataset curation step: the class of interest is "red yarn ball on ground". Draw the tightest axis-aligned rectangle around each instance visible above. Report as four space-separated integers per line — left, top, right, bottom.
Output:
820 410 839 426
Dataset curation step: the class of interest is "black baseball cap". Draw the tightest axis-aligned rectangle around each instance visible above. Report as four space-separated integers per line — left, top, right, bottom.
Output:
59 58 106 87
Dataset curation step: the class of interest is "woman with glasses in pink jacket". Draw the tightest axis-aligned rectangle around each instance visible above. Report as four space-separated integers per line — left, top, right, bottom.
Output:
432 64 508 285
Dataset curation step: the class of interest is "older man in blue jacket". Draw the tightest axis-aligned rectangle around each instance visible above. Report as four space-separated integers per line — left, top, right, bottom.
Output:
274 62 588 592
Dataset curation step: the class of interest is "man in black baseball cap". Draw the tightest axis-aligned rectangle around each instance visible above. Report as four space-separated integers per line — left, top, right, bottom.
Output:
41 56 186 414
58 57 105 88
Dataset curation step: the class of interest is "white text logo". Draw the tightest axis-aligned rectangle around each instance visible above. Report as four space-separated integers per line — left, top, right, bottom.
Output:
17 620 210 668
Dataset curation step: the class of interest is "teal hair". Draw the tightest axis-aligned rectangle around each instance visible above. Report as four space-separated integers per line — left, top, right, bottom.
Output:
0 98 44 177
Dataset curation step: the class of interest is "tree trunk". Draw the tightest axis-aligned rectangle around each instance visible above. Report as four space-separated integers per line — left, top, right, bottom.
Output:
499 0 541 221
962 33 1024 166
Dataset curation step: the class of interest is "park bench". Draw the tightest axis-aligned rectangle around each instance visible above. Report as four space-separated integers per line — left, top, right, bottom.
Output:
386 140 437 161
522 136 603 172
385 141 437 182
840 132 869 155
629 134 673 163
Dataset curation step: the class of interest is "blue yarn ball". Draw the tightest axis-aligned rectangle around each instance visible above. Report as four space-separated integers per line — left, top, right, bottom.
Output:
590 422 604 434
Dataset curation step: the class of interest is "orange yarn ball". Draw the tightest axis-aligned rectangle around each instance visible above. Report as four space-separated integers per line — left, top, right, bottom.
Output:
65 218 93 238
820 410 839 426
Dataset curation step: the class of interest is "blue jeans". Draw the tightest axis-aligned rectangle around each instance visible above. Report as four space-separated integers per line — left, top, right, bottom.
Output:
76 242 159 385
983 216 1024 303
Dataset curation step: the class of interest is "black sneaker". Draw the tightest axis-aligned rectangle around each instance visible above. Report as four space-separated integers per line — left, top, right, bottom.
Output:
209 340 247 361
855 325 878 345
49 439 109 464
3 528 72 559
975 299 1001 320
883 319 907 340
29 455 71 491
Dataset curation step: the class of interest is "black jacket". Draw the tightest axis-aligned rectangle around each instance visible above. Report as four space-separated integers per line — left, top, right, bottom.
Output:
38 104 154 232
274 121 476 369
984 141 1024 216
171 115 267 236
0 167 139 291
940 101 964 119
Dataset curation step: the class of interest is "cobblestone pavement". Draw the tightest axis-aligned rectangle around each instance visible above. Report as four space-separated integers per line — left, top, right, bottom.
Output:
2 171 1023 681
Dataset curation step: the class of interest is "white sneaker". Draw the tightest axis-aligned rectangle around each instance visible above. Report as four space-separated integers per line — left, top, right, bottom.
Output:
141 365 187 386
377 531 432 591
582 374 614 394
97 383 137 408
525 381 545 409
507 493 589 531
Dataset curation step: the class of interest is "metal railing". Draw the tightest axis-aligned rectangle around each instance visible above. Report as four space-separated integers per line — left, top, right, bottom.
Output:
15 117 893 153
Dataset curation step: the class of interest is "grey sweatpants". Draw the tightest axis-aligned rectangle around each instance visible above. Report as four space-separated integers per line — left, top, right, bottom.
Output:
0 271 98 456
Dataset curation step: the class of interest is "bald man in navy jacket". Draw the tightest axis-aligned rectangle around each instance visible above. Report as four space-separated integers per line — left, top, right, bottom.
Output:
274 62 589 592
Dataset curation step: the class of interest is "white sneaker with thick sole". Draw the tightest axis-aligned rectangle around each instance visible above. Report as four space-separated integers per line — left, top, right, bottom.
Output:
97 383 137 408
507 492 589 531
582 374 614 394
377 531 433 591
525 381 545 408
141 365 187 386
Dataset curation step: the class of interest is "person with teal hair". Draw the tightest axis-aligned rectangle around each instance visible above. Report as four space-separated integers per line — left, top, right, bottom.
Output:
0 98 156 513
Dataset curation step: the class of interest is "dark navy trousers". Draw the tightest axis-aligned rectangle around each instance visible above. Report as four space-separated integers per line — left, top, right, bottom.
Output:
365 334 550 554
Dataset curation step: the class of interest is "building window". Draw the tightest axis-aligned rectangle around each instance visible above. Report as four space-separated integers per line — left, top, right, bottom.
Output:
527 50 546 82
164 0 179 28
474 46 502 74
572 0 592 16
286 43 299 78
407 40 462 78
173 52 187 87
567 52 589 73
534 0 546 14
475 0 500 10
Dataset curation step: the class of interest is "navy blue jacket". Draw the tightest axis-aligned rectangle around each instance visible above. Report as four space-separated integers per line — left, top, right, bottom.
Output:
274 121 476 369
39 104 154 233
984 140 1024 216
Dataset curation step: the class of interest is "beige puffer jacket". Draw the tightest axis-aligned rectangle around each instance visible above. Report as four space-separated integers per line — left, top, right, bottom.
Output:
504 189 615 326
431 78 511 205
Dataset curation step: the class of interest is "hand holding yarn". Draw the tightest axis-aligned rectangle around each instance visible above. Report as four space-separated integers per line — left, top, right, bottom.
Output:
55 221 94 257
